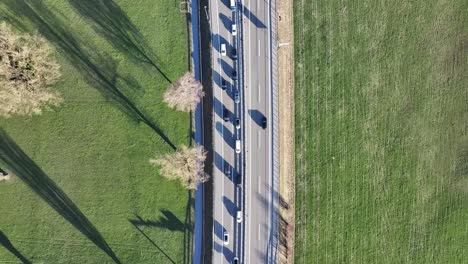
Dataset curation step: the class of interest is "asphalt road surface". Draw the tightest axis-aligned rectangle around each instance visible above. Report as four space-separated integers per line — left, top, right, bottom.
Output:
242 0 273 262
209 0 273 262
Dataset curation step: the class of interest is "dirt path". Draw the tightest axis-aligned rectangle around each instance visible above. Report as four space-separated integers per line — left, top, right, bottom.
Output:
276 0 295 262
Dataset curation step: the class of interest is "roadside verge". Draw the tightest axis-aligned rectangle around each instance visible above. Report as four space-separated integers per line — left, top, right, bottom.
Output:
277 0 295 262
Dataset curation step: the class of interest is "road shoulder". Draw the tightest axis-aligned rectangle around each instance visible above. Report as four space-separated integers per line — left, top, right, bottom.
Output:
277 0 295 262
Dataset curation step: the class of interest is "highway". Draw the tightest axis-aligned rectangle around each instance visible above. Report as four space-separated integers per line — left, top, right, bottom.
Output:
209 0 275 262
242 0 273 262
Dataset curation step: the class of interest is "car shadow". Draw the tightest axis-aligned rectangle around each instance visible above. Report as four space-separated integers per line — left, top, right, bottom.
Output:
218 58 235 77
248 109 266 128
213 70 232 92
222 196 236 217
215 121 235 149
213 97 234 122
219 13 232 31
213 220 226 240
211 33 231 54
219 0 231 9
213 70 236 103
243 6 266 28
214 151 233 180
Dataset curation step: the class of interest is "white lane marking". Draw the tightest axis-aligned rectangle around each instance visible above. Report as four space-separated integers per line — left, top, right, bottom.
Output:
258 39 261 56
258 172 261 193
257 84 261 103
258 224 261 241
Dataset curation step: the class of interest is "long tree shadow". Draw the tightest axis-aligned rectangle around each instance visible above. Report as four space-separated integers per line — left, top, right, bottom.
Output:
1 0 176 151
66 0 172 83
129 191 193 264
129 211 185 232
0 230 31 264
183 190 193 264
129 221 177 264
0 130 121 264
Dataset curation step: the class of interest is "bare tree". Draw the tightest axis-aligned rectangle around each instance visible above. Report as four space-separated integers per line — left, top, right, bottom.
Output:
0 22 62 117
150 145 208 190
163 72 204 112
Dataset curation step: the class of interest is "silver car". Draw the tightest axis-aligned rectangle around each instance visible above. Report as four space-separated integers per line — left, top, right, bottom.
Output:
234 90 240 104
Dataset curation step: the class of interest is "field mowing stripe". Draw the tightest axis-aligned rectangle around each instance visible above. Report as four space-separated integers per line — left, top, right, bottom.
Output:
298 0 307 262
302 2 307 261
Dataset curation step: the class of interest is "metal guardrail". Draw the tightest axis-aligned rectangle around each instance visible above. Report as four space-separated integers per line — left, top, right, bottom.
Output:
268 0 280 262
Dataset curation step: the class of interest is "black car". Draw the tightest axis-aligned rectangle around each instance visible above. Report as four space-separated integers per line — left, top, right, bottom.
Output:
224 163 231 176
261 117 267 129
235 172 241 185
231 48 237 60
223 108 229 122
231 70 237 80
221 78 227 90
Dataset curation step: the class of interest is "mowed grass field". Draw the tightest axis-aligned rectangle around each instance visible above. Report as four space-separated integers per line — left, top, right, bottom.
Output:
294 0 468 263
0 0 191 263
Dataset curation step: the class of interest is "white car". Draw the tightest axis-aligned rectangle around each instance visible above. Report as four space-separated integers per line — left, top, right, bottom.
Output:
231 24 237 36
221 43 227 56
223 231 229 245
236 211 243 223
235 139 241 154
230 0 236 9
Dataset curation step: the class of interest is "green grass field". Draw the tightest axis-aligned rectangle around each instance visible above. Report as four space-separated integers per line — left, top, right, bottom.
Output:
0 0 191 263
294 0 468 263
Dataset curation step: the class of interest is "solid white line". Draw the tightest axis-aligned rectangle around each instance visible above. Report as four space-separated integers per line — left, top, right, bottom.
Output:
246 0 253 261
266 0 274 260
258 224 261 240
